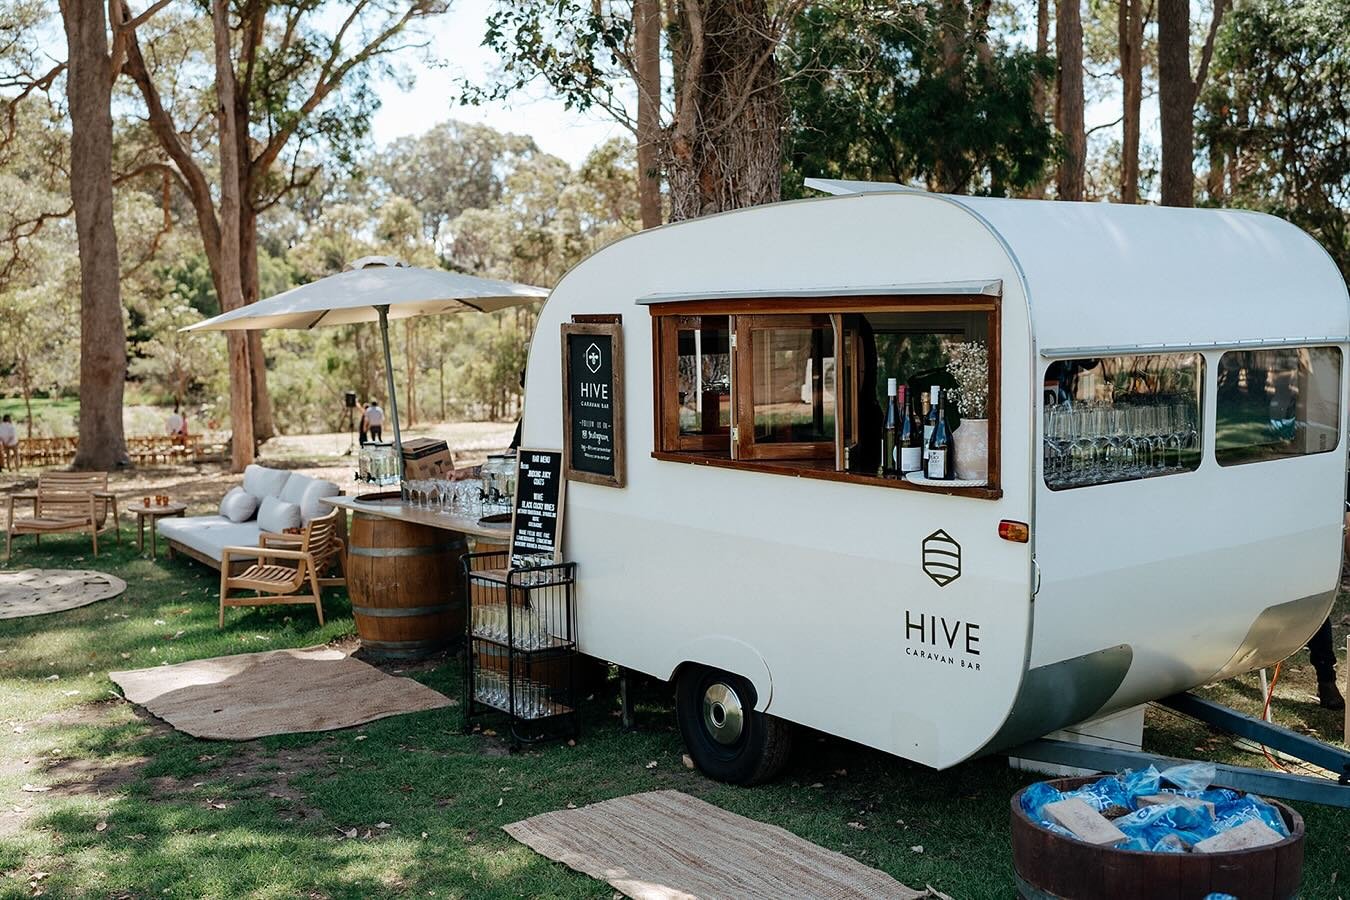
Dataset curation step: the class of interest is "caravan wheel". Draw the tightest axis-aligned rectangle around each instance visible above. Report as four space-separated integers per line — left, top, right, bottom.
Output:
675 665 792 785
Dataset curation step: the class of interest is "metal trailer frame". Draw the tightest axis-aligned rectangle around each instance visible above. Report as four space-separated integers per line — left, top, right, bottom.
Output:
1009 691 1350 808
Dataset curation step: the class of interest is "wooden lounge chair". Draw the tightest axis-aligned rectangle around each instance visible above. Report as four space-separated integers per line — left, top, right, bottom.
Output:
6 471 120 561
218 509 346 627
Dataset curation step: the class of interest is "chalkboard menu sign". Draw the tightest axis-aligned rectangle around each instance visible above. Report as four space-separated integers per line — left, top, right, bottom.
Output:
509 449 565 566
561 320 626 487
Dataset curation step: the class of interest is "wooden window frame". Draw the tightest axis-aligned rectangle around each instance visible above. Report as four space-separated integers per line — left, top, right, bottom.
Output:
655 314 733 452
733 313 836 461
650 295 1002 501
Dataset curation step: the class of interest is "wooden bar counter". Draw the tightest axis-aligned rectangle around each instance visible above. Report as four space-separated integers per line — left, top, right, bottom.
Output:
324 495 511 659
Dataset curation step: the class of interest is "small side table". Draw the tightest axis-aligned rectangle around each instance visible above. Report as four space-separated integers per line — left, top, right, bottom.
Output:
133 502 187 560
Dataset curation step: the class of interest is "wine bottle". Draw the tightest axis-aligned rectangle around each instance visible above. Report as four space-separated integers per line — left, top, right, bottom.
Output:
926 388 954 480
882 378 901 478
899 385 922 474
923 386 939 460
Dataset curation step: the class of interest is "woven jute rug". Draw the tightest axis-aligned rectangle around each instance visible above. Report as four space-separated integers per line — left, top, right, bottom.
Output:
504 790 932 900
110 646 452 740
0 568 126 619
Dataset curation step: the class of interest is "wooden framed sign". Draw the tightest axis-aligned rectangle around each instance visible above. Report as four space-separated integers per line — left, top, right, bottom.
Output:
509 449 565 567
561 319 626 487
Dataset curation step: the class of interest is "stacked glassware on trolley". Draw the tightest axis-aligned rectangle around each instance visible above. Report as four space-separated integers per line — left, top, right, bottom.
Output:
461 549 578 745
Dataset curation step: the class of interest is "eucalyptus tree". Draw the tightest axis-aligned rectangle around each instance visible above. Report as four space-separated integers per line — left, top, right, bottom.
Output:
782 2 1054 196
474 0 811 222
1199 0 1350 277
115 0 449 468
1156 0 1228 206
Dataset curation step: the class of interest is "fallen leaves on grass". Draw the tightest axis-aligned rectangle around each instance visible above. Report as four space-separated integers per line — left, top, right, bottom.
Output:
20 784 49 793
910 845 924 853
645 760 658 769
848 821 867 830
682 754 694 769
95 821 108 832
376 822 392 830
205 801 227 810
335 827 358 840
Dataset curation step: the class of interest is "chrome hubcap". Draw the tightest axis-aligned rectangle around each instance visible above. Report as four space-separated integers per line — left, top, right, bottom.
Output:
702 682 744 745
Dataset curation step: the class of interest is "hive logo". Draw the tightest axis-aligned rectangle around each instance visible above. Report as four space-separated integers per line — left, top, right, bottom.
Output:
585 342 603 374
922 529 961 587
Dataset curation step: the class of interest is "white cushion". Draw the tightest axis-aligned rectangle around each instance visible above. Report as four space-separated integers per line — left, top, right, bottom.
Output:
277 472 337 524
293 478 340 523
241 465 291 501
257 496 301 533
158 516 263 563
218 487 259 523
279 473 313 506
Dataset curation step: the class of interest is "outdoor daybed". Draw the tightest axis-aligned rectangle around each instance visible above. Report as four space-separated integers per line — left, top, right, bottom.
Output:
158 465 343 571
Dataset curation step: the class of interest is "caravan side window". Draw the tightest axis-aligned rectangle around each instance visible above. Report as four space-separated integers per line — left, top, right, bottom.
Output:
1043 353 1204 491
1215 347 1342 465
650 296 1002 499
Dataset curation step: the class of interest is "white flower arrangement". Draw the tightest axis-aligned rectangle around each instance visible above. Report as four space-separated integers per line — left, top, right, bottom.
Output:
947 341 989 419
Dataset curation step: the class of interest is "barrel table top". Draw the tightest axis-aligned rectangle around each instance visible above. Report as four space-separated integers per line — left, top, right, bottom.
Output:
323 495 512 541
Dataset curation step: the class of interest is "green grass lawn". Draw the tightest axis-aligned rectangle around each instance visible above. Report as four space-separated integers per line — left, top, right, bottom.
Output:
0 532 1347 898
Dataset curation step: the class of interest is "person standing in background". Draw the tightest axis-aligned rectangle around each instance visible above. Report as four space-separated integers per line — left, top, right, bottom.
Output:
165 405 187 444
0 414 17 470
366 400 384 442
358 402 370 446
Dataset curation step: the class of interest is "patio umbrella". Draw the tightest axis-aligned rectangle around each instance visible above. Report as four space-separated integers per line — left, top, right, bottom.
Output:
186 256 549 472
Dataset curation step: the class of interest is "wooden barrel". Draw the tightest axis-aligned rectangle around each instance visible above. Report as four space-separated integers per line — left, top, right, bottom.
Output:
347 512 467 659
1011 775 1304 900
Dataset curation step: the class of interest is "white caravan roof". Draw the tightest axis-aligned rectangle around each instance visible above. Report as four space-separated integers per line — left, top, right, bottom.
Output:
675 186 1350 358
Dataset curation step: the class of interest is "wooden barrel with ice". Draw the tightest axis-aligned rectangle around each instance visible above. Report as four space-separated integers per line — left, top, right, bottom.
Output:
347 512 467 659
1010 775 1304 900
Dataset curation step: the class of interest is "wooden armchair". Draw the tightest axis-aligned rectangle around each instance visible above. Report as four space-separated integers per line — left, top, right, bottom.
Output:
6 471 120 561
218 509 346 627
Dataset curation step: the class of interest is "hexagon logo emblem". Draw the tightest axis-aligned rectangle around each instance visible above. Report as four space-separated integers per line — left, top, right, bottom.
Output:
585 342 603 374
922 529 961 587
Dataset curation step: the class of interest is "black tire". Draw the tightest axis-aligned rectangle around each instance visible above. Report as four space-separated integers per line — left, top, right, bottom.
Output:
675 665 793 785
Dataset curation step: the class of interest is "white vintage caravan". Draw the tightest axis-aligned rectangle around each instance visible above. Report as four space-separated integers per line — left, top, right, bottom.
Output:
522 187 1349 784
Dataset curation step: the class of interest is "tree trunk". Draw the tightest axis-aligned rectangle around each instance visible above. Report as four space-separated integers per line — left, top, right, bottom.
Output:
212 0 255 472
1157 0 1194 207
1118 0 1146 203
635 0 662 228
62 0 130 471
239 207 275 440
1054 0 1086 201
666 0 783 220
1028 0 1052 198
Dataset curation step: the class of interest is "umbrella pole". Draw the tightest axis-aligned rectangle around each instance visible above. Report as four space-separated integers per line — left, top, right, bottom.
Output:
376 305 405 483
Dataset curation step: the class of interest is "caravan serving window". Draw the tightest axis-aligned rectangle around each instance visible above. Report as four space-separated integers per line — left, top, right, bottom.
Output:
1215 347 1342 466
650 296 1001 499
1042 353 1204 491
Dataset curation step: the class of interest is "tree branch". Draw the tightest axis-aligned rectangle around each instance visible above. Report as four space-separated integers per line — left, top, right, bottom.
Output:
1194 0 1230 98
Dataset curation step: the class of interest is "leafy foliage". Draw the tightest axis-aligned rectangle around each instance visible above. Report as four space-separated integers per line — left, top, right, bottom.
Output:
1199 0 1350 277
783 2 1055 196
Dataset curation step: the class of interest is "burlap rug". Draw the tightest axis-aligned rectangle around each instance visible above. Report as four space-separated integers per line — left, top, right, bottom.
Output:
0 569 126 619
110 646 452 740
504 790 933 900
